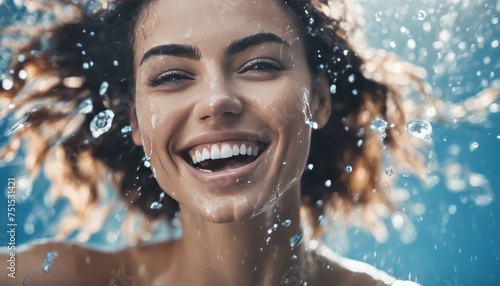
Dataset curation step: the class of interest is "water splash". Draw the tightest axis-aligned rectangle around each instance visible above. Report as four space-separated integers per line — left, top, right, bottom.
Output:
405 120 432 141
41 250 58 273
302 90 318 129
89 109 115 138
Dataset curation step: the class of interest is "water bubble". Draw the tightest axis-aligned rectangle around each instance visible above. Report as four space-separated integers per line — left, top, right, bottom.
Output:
385 167 394 176
345 165 352 173
405 120 432 141
113 60 119 66
417 10 427 21
448 205 457 215
150 201 162 210
370 118 388 136
99 81 109 96
41 251 58 273
2 78 13 90
77 99 93 114
292 255 297 260
282 219 291 227
289 233 303 249
375 11 382 22
329 84 337 94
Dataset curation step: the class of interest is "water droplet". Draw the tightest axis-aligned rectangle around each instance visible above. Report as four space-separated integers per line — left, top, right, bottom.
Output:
307 164 314 170
469 142 479 151
89 109 115 138
345 165 352 172
375 11 382 22
265 237 271 245
23 277 28 285
405 120 432 141
305 118 318 129
99 81 109 96
77 99 93 114
385 167 394 176
292 255 297 260
282 219 291 227
142 156 151 168
18 69 27 80
113 60 119 66
2 78 13 90
289 233 303 249
324 180 331 187
121 125 133 135
417 10 427 21
41 251 58 273
348 74 355 83
150 201 162 209
82 62 90 69
329 84 337 94
371 118 388 136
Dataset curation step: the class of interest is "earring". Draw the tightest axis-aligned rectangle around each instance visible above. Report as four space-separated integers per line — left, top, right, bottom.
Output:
90 109 115 138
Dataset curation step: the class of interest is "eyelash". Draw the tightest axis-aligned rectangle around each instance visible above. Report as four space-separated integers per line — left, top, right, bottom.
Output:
148 70 194 87
238 58 285 74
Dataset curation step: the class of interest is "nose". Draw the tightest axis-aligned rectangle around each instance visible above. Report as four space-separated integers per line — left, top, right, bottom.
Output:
194 78 243 122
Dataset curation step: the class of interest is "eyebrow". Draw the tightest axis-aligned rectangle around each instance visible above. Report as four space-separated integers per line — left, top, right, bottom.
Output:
140 44 201 65
225 33 291 56
140 33 290 65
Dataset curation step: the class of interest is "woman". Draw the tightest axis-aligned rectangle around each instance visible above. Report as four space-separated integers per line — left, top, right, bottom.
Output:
0 0 425 285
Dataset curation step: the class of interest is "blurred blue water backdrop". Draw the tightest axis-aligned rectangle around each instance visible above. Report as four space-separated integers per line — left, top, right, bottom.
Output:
0 0 499 285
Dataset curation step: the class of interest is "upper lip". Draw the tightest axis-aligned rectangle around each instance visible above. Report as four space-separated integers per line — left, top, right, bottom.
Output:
177 130 271 153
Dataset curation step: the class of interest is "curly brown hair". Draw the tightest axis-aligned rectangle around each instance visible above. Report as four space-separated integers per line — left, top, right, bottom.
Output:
0 0 428 243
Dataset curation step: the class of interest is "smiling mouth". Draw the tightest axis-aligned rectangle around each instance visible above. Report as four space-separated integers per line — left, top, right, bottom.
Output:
182 141 268 172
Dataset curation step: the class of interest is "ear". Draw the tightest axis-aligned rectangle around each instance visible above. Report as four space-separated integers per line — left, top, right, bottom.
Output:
129 104 143 146
310 71 332 129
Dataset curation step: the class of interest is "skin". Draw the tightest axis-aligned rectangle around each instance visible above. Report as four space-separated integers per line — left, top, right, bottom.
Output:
0 1 397 285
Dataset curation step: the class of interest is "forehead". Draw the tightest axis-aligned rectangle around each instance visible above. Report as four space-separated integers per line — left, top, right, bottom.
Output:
133 0 301 58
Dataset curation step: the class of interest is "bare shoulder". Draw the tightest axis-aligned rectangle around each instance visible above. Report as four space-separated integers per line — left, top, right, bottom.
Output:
314 246 421 286
0 240 133 286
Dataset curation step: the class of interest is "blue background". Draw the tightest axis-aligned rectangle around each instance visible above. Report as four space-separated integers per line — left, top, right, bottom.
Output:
1 0 499 285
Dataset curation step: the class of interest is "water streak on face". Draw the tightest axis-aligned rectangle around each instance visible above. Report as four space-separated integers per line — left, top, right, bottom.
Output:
131 0 330 223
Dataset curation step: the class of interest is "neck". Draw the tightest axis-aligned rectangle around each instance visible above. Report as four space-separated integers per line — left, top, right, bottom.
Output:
175 182 314 286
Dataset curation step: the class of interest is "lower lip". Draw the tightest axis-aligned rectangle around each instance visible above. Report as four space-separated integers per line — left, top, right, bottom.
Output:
182 146 269 186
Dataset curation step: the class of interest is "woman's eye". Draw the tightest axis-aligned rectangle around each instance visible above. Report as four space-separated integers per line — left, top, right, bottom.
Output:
238 59 284 74
149 70 194 87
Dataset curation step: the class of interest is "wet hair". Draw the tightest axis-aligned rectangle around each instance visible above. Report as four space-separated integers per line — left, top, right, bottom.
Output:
0 0 427 242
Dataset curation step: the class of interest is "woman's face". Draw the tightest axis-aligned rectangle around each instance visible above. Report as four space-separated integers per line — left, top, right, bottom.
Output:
131 0 330 222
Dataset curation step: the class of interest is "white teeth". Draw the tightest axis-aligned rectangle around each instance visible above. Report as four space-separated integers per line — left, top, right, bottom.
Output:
195 150 202 163
221 144 233 159
210 144 221 160
202 148 210 161
190 143 262 164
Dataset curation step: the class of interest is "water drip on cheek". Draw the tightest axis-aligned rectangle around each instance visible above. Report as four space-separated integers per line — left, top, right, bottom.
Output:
302 89 318 129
